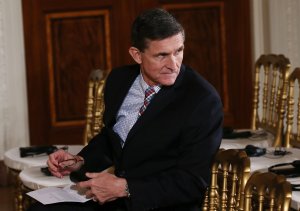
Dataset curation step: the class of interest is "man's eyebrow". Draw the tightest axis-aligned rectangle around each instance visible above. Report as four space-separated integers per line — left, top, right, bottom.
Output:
154 46 184 57
154 52 169 57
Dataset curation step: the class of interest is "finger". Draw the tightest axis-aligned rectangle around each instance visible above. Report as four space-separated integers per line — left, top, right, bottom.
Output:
48 152 60 166
59 169 72 176
107 197 117 202
77 180 91 189
85 172 101 179
49 170 63 178
48 164 68 178
84 189 94 199
47 157 67 178
92 196 98 202
58 162 70 169
47 160 59 173
47 160 54 170
48 157 59 167
47 152 64 172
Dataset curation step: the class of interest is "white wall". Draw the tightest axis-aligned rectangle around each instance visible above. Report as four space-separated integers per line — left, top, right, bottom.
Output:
0 0 29 159
251 0 300 133
251 0 300 67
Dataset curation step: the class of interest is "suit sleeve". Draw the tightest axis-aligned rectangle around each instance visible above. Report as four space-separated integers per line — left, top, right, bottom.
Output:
126 92 223 210
76 68 120 172
77 127 113 172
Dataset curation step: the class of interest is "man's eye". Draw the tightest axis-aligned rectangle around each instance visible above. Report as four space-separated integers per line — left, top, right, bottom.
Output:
176 49 183 55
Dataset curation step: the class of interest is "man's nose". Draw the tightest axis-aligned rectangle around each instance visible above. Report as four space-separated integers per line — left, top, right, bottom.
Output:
166 56 177 69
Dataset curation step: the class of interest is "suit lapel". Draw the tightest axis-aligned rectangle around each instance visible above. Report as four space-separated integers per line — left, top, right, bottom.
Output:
106 66 140 127
124 65 186 146
105 66 140 151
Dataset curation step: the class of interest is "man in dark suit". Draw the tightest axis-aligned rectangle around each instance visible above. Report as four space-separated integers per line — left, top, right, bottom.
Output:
28 8 223 211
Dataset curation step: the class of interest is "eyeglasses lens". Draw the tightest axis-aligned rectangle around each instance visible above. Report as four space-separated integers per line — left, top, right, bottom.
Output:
59 159 76 168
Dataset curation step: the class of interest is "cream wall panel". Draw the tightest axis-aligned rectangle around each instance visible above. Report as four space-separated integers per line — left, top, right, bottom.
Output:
0 0 29 159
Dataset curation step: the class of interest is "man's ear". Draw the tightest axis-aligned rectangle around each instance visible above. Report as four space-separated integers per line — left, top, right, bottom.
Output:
129 47 142 64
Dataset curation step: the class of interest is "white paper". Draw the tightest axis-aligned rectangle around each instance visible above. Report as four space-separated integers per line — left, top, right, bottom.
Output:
26 184 91 204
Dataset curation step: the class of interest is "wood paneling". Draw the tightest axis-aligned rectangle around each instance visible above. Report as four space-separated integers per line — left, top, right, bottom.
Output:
46 10 111 127
22 0 119 145
161 0 252 127
164 2 229 113
22 0 252 146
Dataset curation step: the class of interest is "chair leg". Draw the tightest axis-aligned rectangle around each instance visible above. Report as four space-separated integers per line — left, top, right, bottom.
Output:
21 184 35 211
9 168 24 211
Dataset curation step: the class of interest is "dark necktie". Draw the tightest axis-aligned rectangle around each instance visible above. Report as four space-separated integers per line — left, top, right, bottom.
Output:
138 86 156 117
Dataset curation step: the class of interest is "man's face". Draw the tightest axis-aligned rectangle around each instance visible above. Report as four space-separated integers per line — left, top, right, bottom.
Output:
135 33 184 86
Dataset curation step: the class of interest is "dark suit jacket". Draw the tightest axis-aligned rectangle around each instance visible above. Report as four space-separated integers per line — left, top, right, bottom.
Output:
78 64 223 211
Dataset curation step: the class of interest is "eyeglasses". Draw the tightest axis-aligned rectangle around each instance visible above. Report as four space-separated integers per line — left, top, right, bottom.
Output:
59 156 84 169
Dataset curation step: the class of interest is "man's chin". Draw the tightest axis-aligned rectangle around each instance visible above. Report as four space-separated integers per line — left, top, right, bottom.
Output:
160 78 177 86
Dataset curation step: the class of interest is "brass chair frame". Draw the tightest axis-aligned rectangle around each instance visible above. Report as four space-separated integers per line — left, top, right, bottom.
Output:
252 54 290 147
202 149 251 211
244 171 292 211
284 68 300 148
83 69 106 145
20 69 107 210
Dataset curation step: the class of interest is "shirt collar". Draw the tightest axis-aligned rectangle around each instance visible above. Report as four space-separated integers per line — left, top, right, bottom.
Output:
138 72 161 94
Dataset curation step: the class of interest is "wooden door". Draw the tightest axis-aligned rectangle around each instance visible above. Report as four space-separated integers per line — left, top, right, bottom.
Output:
22 0 252 146
22 0 135 145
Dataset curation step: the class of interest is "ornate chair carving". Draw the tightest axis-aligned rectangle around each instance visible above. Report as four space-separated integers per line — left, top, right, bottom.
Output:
83 69 106 145
18 69 106 210
252 54 291 147
202 149 251 211
284 68 300 148
244 171 292 211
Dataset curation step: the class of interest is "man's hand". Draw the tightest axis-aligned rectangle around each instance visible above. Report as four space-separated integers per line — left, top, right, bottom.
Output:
47 149 84 178
77 172 128 204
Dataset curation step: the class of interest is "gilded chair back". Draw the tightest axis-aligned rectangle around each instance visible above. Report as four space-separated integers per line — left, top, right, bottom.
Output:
83 69 106 145
202 149 251 211
284 68 300 148
244 171 292 211
252 54 291 147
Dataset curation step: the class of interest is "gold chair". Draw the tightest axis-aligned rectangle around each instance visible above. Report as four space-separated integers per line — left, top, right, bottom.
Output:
19 69 106 210
244 171 292 211
284 68 300 148
83 69 106 145
202 149 251 211
252 54 291 147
